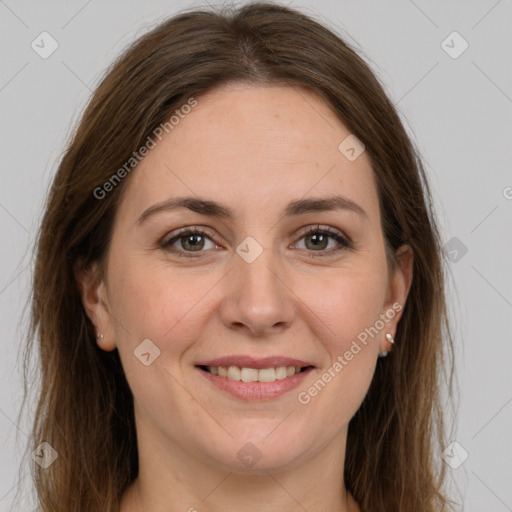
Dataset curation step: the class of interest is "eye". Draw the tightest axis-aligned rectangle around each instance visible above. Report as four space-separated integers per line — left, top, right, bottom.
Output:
160 227 218 258
293 225 353 256
160 225 353 259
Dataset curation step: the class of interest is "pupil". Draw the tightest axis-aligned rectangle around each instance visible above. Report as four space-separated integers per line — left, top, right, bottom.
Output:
307 234 327 250
184 234 203 251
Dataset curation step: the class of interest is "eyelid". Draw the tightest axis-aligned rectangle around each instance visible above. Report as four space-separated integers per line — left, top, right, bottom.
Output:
160 225 217 246
295 224 352 245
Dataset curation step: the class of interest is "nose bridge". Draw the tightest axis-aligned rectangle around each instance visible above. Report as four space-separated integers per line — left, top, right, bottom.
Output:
238 244 281 296
222 235 296 334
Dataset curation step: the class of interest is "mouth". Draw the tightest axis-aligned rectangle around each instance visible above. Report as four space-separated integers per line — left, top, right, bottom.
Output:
194 356 315 400
197 364 313 382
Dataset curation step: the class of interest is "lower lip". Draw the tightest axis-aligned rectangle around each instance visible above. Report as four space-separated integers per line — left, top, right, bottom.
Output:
196 367 314 401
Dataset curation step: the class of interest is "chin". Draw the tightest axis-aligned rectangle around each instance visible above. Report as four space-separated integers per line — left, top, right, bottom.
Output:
197 424 315 474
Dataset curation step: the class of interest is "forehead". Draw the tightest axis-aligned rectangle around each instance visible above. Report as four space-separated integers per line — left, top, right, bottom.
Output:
118 83 380 226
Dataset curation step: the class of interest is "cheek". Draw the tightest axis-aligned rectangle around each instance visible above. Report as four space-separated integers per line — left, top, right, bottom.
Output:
306 268 386 398
105 257 213 415
296 273 384 422
320 267 388 348
106 255 219 357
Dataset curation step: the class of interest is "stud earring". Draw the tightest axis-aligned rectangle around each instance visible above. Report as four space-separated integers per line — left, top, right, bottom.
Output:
96 333 104 341
378 333 395 358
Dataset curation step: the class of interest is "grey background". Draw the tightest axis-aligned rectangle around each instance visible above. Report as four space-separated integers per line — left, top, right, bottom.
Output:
1 0 511 510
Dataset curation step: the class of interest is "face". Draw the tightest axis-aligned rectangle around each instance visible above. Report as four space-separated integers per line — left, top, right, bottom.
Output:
79 83 412 475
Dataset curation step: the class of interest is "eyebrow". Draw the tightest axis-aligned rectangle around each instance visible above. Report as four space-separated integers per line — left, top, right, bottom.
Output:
136 194 368 225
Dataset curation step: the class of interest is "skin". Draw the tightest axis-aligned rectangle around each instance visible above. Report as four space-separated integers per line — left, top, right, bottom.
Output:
77 82 413 512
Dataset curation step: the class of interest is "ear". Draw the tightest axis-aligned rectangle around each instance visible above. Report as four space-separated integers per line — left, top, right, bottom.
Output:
75 259 117 352
380 244 413 352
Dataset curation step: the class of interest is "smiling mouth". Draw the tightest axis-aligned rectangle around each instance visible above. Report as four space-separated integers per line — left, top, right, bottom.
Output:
197 365 313 383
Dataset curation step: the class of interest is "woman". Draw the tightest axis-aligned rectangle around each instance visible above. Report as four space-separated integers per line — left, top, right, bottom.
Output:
22 2 456 511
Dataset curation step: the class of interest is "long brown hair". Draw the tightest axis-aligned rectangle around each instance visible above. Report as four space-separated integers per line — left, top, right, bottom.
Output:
19 2 456 510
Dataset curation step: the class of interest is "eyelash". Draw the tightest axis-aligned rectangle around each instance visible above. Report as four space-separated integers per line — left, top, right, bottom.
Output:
160 225 353 259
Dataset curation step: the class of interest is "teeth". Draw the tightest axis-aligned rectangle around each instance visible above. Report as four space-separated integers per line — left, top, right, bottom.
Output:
258 367 276 382
206 365 304 382
227 366 241 380
275 366 288 380
241 368 259 382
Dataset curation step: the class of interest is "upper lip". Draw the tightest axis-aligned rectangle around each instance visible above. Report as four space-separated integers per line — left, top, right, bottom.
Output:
196 356 314 369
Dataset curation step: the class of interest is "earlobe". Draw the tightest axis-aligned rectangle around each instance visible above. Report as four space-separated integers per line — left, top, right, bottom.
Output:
74 260 117 352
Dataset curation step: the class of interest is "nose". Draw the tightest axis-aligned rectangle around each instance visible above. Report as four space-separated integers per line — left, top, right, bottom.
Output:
219 244 296 338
